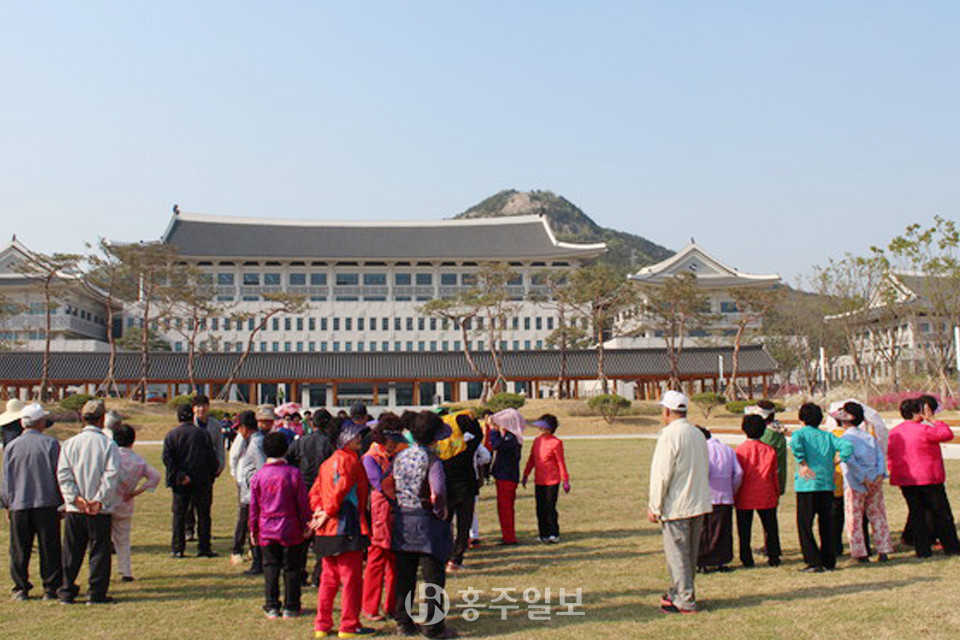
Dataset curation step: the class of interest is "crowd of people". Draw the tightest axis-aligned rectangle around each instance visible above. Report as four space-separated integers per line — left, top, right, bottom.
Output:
3 387 958 630
648 391 960 614
0 395 570 639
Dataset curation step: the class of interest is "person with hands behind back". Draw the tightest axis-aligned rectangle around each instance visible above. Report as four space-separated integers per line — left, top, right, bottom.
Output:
56 399 120 605
522 414 570 544
309 421 374 638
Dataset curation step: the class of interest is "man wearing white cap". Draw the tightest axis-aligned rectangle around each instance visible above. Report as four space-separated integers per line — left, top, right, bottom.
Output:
2 403 63 601
647 390 711 614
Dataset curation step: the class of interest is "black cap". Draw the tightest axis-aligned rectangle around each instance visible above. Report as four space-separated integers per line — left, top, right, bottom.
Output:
350 402 368 419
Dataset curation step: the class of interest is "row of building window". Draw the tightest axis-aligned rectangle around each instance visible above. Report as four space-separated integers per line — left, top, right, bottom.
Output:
146 315 578 333
24 303 106 327
211 271 541 287
174 339 547 354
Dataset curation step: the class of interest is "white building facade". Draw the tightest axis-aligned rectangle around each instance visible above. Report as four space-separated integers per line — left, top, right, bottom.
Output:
610 241 781 348
153 211 607 357
0 240 117 352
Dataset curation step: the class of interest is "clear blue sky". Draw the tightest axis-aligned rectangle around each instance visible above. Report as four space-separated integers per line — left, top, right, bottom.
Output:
2 2 958 285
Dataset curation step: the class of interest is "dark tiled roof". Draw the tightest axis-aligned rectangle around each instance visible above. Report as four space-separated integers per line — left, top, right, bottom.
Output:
162 213 606 261
0 346 776 384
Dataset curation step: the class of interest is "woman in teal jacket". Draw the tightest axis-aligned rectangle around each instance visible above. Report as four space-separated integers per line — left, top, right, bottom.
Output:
790 403 853 572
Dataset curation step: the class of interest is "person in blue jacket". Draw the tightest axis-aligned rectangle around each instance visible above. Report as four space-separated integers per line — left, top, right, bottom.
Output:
790 403 853 572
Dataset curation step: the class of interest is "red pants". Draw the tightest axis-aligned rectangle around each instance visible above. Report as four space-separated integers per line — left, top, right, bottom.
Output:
362 544 396 617
496 479 518 544
315 550 363 633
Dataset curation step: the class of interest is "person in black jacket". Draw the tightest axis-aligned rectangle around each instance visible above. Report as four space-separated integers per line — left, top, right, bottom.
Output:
286 409 337 490
443 413 483 571
285 409 339 586
162 404 219 558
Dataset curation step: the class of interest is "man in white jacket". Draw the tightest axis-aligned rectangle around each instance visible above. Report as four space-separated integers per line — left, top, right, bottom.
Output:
647 390 711 614
57 399 120 604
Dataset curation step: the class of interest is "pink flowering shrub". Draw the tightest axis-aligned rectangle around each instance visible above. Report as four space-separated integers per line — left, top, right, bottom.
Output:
869 391 960 411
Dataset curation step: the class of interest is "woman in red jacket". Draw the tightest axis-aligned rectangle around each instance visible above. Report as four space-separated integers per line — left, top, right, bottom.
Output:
360 415 406 622
309 422 374 638
734 415 782 567
521 414 570 544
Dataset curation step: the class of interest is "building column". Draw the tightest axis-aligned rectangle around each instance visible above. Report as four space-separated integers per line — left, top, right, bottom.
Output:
412 382 421 407
326 385 335 407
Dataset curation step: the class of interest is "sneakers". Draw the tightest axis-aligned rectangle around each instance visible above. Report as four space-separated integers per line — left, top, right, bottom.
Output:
230 553 244 565
660 604 699 614
315 632 333 639
799 565 825 573
281 609 300 619
878 553 890 562
196 550 219 558
11 590 28 602
659 593 673 607
121 576 135 583
338 628 376 638
363 612 386 622
87 596 116 605
42 592 58 601
546 536 560 544
446 561 462 573
243 567 264 576
468 539 481 549
263 607 281 619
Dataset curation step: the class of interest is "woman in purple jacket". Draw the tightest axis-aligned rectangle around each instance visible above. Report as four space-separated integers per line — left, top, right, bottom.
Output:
249 431 312 620
697 427 742 573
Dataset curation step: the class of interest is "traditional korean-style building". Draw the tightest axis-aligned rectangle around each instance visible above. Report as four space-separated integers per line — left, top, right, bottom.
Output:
611 240 782 348
0 345 779 408
0 239 120 352
155 210 606 356
0 214 782 408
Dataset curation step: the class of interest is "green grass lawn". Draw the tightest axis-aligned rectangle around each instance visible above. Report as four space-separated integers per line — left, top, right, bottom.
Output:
3 439 960 639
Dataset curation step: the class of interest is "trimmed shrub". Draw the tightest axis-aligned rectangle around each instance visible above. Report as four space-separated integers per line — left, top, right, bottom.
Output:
168 393 196 408
484 392 526 414
60 393 95 414
588 394 632 423
691 392 726 420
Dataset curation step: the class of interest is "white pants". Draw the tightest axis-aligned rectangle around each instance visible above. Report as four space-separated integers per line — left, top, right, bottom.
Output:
469 496 480 540
111 514 134 578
